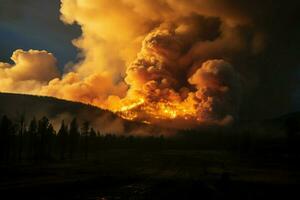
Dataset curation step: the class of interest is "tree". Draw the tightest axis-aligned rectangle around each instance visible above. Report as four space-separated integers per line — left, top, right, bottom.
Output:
46 124 55 159
17 113 26 161
57 120 68 160
28 117 37 160
89 128 97 152
0 116 13 161
69 118 80 159
81 121 90 160
37 117 50 160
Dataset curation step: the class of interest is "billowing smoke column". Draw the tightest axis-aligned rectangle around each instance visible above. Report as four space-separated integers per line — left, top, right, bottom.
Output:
0 0 266 129
111 25 240 127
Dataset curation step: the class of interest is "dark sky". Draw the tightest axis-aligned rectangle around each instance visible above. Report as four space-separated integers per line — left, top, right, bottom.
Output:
0 0 80 66
0 0 300 118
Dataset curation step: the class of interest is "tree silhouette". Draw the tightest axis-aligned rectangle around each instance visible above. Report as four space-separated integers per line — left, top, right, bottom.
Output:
17 113 26 161
89 128 97 152
0 115 13 161
28 117 37 160
81 121 90 160
69 118 80 159
46 124 55 159
37 117 52 160
57 120 68 160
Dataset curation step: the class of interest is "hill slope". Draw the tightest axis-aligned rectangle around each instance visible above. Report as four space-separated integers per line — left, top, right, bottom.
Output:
0 93 166 135
1 92 298 135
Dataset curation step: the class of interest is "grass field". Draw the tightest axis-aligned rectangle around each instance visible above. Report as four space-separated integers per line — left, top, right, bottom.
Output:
1 149 299 199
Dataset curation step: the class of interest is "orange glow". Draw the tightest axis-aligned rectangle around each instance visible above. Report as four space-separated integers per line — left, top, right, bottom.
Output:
0 0 242 129
108 92 203 127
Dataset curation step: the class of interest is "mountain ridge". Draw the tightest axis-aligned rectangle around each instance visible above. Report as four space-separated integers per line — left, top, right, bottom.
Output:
0 92 171 135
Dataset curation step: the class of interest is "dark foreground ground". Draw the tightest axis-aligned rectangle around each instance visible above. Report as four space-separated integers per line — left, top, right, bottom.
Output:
1 149 300 200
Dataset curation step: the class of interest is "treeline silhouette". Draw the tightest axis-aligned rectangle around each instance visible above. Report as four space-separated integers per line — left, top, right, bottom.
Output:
1 114 299 163
0 115 168 163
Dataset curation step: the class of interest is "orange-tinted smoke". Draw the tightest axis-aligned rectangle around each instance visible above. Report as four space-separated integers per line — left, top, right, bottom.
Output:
0 0 265 129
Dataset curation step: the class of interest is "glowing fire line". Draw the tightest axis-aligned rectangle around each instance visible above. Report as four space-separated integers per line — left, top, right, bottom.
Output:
114 95 202 125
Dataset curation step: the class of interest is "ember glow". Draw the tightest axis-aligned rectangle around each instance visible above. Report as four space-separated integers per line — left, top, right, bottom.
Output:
0 0 261 129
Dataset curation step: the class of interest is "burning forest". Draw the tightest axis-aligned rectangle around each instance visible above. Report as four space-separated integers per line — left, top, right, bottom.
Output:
0 0 248 129
1 1 300 199
0 0 298 131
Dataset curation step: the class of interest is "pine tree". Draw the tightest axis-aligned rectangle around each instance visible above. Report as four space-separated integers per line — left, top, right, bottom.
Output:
37 117 50 160
17 114 25 161
46 124 55 159
58 120 68 160
69 118 80 159
28 118 37 160
0 116 13 161
81 121 90 160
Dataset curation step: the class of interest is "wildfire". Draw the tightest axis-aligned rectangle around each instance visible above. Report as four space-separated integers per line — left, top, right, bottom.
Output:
119 98 145 112
0 0 242 129
114 94 202 127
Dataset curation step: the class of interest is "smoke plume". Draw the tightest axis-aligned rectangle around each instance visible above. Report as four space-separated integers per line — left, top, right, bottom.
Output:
3 0 294 129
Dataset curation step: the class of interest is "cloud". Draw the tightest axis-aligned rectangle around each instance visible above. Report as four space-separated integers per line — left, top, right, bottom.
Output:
0 49 59 93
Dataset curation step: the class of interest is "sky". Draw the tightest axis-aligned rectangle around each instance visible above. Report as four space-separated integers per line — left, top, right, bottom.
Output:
0 0 80 66
0 0 300 121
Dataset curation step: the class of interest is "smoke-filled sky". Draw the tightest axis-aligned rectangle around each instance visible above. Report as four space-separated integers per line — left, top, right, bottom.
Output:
0 0 300 125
